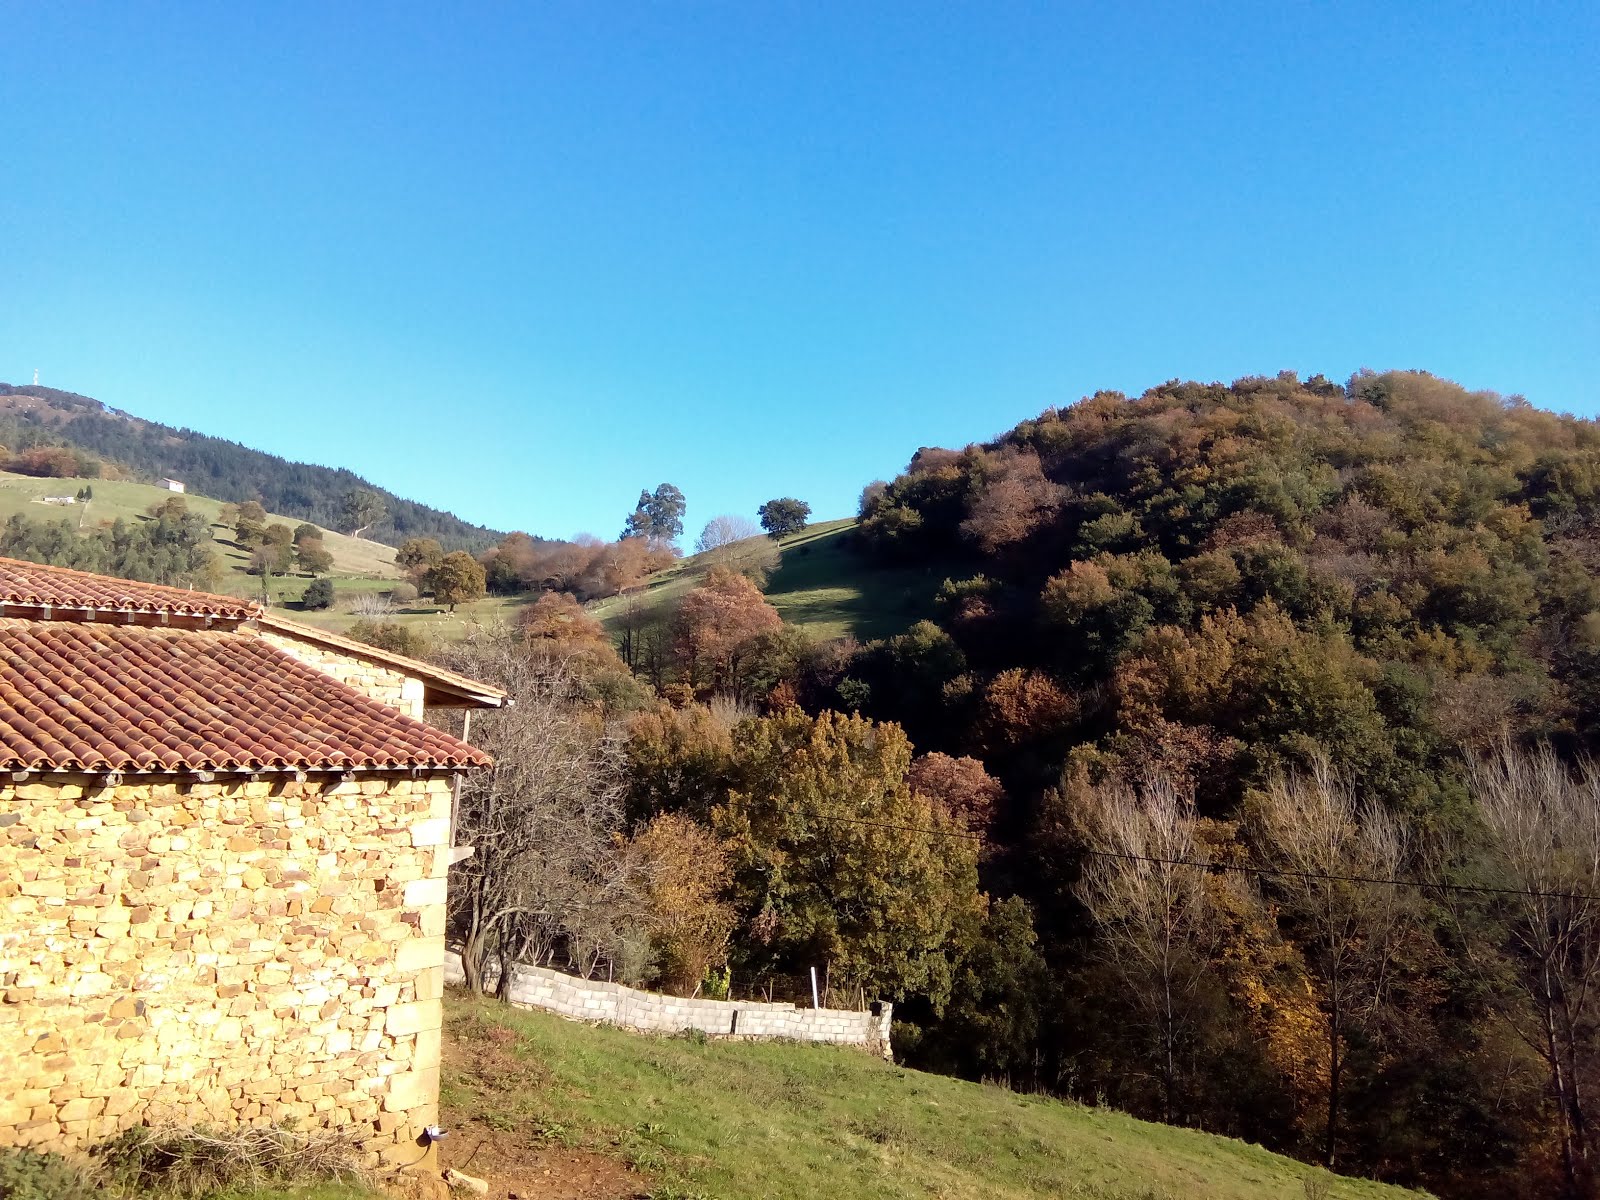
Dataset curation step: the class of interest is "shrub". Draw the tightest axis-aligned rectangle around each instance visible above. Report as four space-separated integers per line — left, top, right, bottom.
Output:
94 1125 363 1198
347 591 395 618
302 577 335 610
387 581 419 605
349 618 430 659
0 1147 97 1200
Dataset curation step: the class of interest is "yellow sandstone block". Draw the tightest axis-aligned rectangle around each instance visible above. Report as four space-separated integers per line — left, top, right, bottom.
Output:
394 936 445 974
383 1000 440 1038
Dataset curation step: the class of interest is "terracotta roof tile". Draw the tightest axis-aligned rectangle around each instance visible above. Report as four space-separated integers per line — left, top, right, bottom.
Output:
0 620 489 773
0 556 261 621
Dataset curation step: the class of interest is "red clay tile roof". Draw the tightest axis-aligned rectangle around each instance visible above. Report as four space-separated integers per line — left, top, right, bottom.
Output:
0 556 261 621
0 619 489 772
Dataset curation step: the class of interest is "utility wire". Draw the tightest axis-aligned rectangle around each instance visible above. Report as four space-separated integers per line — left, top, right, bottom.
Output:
1084 846 1600 904
808 812 1600 904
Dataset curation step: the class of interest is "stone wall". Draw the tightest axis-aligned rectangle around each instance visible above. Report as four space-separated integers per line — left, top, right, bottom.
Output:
258 630 425 719
0 771 457 1173
443 952 893 1059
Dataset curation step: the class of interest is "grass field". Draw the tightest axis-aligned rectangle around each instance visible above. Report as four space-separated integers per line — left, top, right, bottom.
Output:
0 476 946 649
440 993 1428 1200
278 591 534 639
590 518 947 643
761 519 946 641
0 471 399 592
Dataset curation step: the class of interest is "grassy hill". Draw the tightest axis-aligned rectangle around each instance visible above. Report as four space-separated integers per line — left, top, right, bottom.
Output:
439 993 1428 1200
0 470 399 598
279 517 950 649
590 518 948 643
0 383 503 550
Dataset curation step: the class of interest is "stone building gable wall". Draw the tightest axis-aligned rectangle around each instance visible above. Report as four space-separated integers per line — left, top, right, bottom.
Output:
257 630 425 720
444 952 894 1059
0 772 455 1171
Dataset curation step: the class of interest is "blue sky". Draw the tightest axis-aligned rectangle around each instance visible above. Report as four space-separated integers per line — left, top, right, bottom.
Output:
2 2 1595 541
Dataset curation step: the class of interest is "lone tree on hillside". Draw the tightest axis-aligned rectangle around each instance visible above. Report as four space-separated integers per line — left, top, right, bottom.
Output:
761 496 812 537
430 550 487 611
234 500 268 548
695 514 761 554
622 484 686 545
340 487 388 537
295 536 335 576
758 497 811 539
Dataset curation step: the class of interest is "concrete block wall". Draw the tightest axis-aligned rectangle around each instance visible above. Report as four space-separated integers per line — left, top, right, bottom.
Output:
0 771 457 1172
444 952 892 1058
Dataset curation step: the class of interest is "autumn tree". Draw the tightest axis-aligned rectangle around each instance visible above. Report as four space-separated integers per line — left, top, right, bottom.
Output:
960 448 1066 554
437 636 641 993
715 708 982 1007
518 590 606 647
577 536 667 599
975 667 1077 755
396 537 445 586
1251 756 1415 1169
234 500 268 547
706 532 780 587
513 590 638 699
758 497 811 539
429 550 487 611
1464 744 1600 1194
696 514 761 552
1074 772 1221 1123
623 702 738 823
627 812 737 995
295 535 334 575
907 753 1005 840
672 566 783 694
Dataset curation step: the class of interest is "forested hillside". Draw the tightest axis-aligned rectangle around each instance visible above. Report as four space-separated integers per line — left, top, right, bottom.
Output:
852 368 1600 795
0 384 501 550
450 370 1600 1200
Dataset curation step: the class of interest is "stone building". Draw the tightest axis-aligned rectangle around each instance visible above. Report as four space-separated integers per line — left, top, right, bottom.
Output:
0 557 503 1176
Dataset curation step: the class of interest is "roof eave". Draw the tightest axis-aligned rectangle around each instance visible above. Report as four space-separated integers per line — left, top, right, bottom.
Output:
254 614 507 709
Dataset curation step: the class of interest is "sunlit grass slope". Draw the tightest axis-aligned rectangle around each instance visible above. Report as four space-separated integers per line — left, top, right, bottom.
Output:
591 518 946 643
441 994 1428 1200
0 471 398 585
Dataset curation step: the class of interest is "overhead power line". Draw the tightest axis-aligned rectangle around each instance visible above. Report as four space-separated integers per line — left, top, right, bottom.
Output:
808 812 1600 904
1084 847 1600 904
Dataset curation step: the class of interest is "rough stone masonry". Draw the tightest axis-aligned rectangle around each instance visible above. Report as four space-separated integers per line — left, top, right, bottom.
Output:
0 556 504 1178
0 772 456 1172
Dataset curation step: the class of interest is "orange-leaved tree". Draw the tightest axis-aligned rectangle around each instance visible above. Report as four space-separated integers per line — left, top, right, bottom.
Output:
672 566 783 694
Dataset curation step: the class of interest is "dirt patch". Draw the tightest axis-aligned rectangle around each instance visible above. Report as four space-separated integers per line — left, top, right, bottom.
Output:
438 1121 645 1200
440 1011 647 1200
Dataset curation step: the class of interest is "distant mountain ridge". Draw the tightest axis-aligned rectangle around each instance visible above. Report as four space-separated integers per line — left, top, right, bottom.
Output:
0 383 503 551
